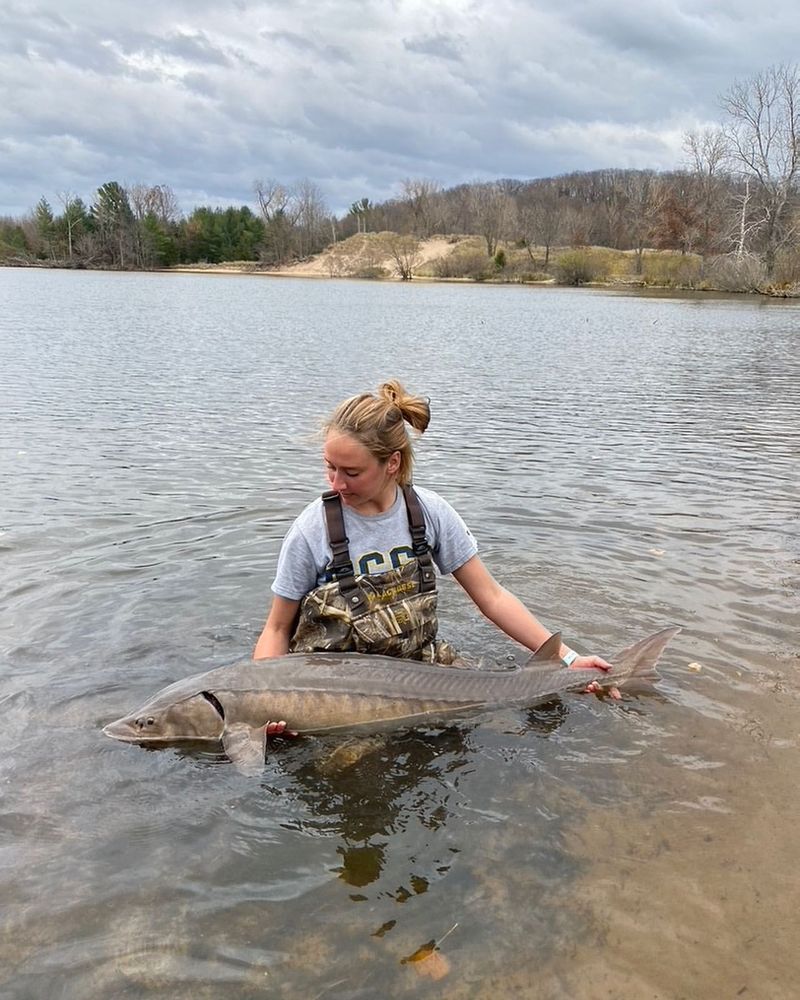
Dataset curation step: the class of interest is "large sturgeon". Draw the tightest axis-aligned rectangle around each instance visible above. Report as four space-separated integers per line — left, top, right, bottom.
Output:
103 627 680 771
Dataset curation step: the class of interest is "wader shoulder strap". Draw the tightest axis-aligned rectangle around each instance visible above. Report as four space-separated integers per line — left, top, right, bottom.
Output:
402 486 436 593
319 488 436 606
320 491 368 614
321 490 352 581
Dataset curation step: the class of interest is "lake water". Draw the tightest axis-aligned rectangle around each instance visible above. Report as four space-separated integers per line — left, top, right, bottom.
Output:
1 267 798 999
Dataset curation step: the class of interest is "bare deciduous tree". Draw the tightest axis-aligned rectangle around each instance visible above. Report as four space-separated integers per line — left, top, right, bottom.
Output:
720 63 800 275
622 172 666 274
468 182 512 257
730 176 763 260
254 179 301 266
516 182 562 267
683 128 729 255
384 234 421 280
253 178 330 264
401 178 442 238
293 178 330 258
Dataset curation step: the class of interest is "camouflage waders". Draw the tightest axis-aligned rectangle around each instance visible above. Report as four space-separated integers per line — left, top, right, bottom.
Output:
290 486 457 664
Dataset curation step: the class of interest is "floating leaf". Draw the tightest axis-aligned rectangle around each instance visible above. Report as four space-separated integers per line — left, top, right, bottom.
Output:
400 923 457 979
401 940 437 965
371 920 396 939
688 662 703 672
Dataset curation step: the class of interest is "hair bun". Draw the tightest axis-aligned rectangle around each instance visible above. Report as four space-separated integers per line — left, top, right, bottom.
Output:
378 380 430 433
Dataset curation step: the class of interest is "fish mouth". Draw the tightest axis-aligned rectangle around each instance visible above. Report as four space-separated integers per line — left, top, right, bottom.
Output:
102 718 222 744
103 718 157 743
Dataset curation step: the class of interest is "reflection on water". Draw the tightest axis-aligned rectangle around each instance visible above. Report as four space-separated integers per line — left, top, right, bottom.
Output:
1 269 799 997
285 728 473 895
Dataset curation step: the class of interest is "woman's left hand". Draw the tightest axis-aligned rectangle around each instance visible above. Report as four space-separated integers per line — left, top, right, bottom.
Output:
571 655 621 700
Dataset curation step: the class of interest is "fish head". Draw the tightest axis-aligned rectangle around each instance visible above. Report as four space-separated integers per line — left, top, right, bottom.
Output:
103 691 225 744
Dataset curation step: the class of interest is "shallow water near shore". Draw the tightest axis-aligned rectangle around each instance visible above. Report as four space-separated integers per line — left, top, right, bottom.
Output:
1 268 798 998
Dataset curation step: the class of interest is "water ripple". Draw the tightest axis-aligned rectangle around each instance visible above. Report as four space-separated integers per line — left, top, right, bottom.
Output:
2 271 799 998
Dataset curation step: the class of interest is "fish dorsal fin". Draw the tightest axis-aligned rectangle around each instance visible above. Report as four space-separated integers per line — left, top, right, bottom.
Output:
221 723 267 775
526 632 563 666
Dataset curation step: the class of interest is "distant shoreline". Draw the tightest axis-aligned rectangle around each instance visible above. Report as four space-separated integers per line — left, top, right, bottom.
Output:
4 229 800 299
6 260 799 301
158 266 800 300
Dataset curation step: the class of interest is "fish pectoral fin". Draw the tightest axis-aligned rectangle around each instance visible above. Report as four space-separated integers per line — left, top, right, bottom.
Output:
221 723 267 775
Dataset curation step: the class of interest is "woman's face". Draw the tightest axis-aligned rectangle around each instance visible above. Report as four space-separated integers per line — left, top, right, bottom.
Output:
323 430 400 514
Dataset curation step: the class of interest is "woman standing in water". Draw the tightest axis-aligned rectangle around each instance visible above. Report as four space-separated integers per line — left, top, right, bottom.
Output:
254 379 612 688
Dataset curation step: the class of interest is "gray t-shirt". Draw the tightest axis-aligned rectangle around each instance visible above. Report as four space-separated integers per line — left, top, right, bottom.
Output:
271 485 478 601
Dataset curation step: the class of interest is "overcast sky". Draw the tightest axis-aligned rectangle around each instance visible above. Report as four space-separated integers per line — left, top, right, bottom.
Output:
2 0 799 219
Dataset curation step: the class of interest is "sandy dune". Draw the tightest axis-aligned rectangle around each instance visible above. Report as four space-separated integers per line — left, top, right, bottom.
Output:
169 234 471 280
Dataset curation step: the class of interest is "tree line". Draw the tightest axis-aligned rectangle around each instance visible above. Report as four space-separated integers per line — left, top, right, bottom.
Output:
2 64 798 287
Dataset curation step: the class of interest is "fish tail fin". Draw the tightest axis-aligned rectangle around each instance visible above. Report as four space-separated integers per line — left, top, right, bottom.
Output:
522 626 681 691
613 626 682 688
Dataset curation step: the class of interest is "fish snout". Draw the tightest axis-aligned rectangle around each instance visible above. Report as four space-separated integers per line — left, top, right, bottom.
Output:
103 715 150 742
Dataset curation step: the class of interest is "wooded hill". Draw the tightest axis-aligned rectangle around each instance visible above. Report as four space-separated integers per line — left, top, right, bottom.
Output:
3 65 799 294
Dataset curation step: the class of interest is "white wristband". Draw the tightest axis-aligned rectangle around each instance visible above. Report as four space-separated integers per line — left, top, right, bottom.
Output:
562 648 579 667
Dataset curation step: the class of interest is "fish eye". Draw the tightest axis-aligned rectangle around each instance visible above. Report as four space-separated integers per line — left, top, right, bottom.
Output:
146 717 155 726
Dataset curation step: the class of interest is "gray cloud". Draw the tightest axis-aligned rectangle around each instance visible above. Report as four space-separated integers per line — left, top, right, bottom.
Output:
403 33 464 61
161 30 232 67
1 0 799 218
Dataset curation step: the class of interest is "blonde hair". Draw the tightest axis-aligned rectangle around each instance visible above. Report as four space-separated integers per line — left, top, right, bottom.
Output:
324 379 430 486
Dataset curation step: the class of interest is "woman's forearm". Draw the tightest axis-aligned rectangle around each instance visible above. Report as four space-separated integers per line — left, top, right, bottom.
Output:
254 595 300 659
